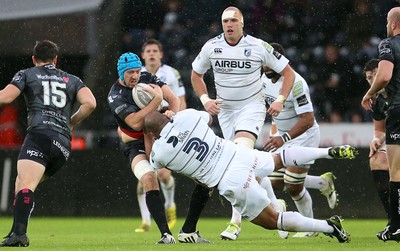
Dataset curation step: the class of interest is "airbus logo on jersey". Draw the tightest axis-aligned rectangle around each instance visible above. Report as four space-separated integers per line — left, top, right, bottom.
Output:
214 60 251 69
183 137 209 161
214 48 222 53
167 136 179 147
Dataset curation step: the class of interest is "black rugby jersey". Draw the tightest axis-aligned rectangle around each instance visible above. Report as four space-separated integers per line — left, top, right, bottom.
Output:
10 64 85 139
378 35 400 107
107 71 166 136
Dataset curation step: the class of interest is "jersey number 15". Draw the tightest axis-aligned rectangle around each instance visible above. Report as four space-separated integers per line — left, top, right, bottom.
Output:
42 81 67 108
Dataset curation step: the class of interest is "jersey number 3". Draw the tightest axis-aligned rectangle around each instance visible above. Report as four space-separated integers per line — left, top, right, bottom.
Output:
42 81 67 108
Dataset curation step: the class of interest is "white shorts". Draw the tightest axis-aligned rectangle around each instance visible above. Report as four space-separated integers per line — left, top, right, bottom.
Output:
217 145 275 221
218 102 266 141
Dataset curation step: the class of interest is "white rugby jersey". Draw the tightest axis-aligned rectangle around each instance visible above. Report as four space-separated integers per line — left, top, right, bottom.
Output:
263 72 319 132
192 33 289 109
142 64 185 97
150 109 237 187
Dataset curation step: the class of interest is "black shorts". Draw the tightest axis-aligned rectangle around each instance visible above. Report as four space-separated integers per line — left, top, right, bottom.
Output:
386 106 400 144
122 139 146 165
18 130 71 177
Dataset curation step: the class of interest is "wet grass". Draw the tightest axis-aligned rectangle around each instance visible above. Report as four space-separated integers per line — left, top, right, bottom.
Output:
0 217 398 250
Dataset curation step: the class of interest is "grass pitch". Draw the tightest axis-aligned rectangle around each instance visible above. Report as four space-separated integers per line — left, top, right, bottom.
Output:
0 217 398 250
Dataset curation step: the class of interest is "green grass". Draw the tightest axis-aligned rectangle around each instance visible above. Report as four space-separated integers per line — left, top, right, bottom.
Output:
0 217 398 250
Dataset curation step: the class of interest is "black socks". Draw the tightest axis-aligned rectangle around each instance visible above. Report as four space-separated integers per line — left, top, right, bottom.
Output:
145 190 171 235
13 189 34 235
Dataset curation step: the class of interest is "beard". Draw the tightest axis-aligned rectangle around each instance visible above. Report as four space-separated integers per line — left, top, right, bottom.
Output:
265 71 279 79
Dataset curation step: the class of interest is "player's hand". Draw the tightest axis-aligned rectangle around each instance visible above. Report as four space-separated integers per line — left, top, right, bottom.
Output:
268 101 283 117
204 99 222 116
163 110 175 119
147 84 163 103
369 137 381 157
263 136 284 152
361 92 376 110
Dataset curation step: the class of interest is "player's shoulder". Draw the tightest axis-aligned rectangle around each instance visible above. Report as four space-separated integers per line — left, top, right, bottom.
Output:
204 33 225 46
163 64 181 79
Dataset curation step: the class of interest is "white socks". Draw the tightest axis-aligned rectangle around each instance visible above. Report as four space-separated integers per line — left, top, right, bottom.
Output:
160 176 175 209
137 192 151 225
304 175 326 190
277 211 333 233
291 187 313 218
259 177 280 210
281 147 331 167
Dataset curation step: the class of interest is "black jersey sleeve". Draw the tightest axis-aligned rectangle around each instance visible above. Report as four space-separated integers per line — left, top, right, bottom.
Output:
378 38 394 63
10 69 27 91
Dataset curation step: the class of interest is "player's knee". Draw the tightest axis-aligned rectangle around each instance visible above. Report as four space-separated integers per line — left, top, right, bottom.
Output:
284 170 306 195
157 168 171 183
234 137 255 149
134 160 154 181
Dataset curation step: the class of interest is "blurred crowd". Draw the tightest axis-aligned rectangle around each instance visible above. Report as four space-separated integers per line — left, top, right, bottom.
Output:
120 0 398 123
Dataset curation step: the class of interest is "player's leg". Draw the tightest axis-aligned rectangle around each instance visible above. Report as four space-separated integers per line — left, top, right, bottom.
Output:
131 153 175 244
304 173 338 209
0 160 44 247
219 166 350 243
275 145 358 169
369 149 390 224
135 180 151 232
219 103 266 240
285 166 318 238
158 168 176 229
378 144 400 241
178 184 211 243
259 175 289 239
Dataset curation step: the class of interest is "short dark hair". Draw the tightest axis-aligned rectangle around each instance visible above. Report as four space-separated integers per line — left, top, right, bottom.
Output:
142 39 163 52
33 40 59 62
270 42 285 56
363 59 379 76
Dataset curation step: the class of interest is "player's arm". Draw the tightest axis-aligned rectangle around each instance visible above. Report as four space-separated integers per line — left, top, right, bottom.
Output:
191 70 221 115
144 131 154 158
263 112 314 152
125 84 163 131
0 84 21 107
268 64 295 115
370 119 386 157
161 84 180 113
178 95 187 110
70 87 97 130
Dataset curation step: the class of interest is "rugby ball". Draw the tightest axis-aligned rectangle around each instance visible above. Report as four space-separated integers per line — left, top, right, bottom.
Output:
132 83 162 111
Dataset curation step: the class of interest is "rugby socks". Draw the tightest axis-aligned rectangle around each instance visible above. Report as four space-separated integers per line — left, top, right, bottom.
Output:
291 187 313 218
137 192 151 226
259 177 280 210
145 190 171 235
281 147 329 167
181 184 211 233
371 170 390 223
160 176 175 209
14 189 34 235
304 175 326 190
278 211 332 233
389 181 400 232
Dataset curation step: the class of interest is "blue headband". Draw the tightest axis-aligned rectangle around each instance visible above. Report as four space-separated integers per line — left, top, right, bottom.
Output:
117 52 142 82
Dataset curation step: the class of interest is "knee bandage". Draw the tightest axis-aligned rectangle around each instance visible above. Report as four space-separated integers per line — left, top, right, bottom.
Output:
234 137 255 149
134 160 154 180
284 170 307 185
268 168 285 181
